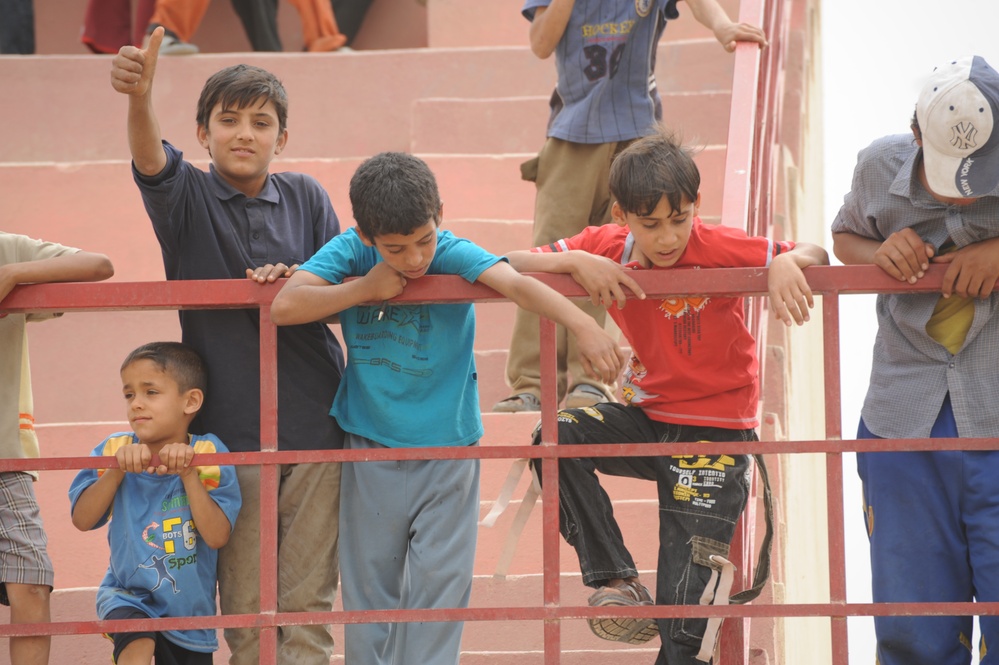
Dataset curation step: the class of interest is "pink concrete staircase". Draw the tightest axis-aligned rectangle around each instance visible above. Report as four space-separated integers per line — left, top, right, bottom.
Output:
0 0 750 662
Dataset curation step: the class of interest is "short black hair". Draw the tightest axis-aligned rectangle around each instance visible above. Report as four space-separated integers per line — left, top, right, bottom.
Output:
196 64 289 134
609 127 700 217
911 108 922 142
349 152 442 239
121 342 208 394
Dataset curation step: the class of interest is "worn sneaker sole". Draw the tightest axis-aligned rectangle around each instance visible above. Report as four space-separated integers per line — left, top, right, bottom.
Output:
587 615 660 644
586 585 659 645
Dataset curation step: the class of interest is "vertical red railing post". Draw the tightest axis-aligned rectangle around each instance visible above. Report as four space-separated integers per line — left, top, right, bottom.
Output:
258 306 280 664
822 294 849 665
718 0 766 660
538 316 561 664
720 0 763 233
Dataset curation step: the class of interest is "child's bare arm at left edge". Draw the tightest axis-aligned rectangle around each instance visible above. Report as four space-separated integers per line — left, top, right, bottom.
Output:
768 242 829 327
477 261 627 384
0 250 114 302
155 443 233 549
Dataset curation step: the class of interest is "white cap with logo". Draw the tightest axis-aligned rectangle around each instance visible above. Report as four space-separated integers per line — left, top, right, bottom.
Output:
917 55 999 199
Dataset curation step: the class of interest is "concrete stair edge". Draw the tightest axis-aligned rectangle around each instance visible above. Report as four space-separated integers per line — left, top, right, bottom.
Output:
0 40 736 164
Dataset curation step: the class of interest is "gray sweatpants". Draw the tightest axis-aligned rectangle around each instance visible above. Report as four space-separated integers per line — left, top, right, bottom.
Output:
340 433 479 665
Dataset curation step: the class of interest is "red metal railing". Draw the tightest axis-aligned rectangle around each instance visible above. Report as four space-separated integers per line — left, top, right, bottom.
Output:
717 0 782 657
4 264 993 665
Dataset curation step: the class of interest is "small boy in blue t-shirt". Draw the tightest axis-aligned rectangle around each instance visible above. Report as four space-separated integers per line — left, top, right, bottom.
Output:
69 342 241 665
271 151 626 665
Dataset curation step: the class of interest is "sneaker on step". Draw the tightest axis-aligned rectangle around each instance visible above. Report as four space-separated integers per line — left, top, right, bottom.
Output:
565 384 612 409
143 25 199 55
492 392 541 413
587 579 659 644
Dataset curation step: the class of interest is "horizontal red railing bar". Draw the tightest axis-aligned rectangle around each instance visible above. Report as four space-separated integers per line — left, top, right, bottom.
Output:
4 435 993 473
0 264 956 314
6 600 999 638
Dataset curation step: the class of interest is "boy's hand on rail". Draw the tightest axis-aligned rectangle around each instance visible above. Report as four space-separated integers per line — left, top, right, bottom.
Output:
153 443 197 478
247 263 297 284
116 443 153 474
874 228 934 284
362 261 408 301
933 236 999 299
575 325 628 385
110 25 163 97
568 252 646 309
714 22 768 52
768 253 813 326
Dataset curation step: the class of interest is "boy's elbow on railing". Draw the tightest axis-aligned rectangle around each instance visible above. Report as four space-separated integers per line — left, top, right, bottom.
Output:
269 296 296 326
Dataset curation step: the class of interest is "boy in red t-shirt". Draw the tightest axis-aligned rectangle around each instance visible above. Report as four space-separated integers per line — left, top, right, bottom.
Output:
506 128 826 665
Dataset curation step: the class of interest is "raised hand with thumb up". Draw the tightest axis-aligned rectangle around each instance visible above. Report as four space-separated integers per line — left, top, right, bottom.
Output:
110 26 163 97
111 25 168 177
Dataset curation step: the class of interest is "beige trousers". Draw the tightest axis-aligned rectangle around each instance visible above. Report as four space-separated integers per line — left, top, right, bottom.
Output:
505 137 630 402
218 462 341 665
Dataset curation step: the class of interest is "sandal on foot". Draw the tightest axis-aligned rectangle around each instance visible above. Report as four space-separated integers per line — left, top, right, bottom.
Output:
492 392 541 413
565 383 612 409
586 579 659 644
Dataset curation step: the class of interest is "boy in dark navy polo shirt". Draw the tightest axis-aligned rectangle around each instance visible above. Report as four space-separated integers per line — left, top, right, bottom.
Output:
110 27 345 665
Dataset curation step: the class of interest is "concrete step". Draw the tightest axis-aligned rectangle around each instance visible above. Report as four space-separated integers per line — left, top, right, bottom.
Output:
426 0 743 49
34 0 429 55
0 149 727 279
427 0 528 49
412 96 552 155
411 91 733 155
35 0 742 55
0 41 733 164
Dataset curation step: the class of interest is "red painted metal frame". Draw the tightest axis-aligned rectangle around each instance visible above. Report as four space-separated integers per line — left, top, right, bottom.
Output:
719 0 772 657
720 0 764 652
1 264 984 665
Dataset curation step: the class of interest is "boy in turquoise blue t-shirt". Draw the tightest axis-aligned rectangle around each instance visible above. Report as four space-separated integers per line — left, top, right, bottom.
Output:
271 151 625 665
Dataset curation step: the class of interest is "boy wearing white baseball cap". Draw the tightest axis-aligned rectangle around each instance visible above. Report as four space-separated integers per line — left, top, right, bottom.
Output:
832 55 999 665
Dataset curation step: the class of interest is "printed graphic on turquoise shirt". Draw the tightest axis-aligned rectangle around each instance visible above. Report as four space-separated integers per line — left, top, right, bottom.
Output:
350 304 435 378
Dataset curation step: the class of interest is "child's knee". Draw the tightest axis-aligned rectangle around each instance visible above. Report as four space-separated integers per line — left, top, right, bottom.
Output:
6 583 51 621
530 409 591 447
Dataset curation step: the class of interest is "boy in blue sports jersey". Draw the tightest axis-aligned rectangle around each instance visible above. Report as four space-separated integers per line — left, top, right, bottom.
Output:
69 342 241 665
271 151 626 665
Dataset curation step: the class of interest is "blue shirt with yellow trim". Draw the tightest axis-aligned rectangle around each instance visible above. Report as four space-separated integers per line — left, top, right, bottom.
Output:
68 432 241 652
